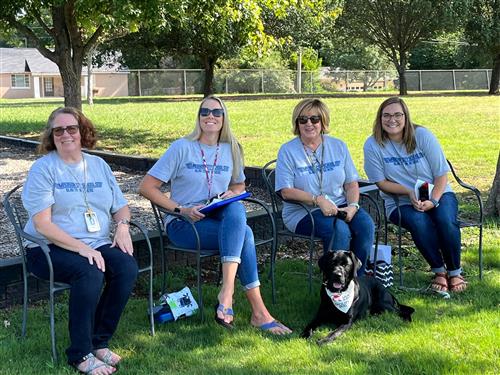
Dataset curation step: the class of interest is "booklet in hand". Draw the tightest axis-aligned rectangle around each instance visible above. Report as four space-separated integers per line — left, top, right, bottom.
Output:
414 179 434 201
199 191 251 214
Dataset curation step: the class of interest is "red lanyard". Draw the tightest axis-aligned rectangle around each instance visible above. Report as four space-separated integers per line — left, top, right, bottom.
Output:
198 142 220 200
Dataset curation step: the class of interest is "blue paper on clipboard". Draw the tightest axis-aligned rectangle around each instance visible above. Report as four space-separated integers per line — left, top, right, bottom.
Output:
199 192 251 214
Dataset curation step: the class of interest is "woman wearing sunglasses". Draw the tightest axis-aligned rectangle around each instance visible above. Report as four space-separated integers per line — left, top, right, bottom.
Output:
275 98 374 274
363 97 466 293
22 107 137 374
139 96 291 335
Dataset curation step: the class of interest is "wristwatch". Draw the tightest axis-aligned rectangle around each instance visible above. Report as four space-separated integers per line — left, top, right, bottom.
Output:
174 206 182 213
430 198 440 208
348 202 360 211
117 218 130 225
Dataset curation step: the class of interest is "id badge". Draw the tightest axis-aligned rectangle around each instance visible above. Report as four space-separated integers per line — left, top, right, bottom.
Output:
84 209 101 232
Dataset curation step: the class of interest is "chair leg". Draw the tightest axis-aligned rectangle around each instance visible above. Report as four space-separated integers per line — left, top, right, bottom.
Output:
197 255 204 322
49 289 58 363
271 241 277 304
161 247 167 296
308 238 314 294
21 272 28 338
479 225 483 280
148 266 155 336
398 225 403 287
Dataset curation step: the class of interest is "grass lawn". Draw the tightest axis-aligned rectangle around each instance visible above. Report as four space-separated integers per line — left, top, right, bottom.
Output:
0 94 499 374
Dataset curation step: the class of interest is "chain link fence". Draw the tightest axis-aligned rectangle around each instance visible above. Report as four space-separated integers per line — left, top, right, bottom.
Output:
127 68 494 96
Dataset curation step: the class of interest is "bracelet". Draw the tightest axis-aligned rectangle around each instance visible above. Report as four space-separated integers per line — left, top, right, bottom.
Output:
348 202 360 211
116 218 130 226
430 198 440 208
312 195 318 207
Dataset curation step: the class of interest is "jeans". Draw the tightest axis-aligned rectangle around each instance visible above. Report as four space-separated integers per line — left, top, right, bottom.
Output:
26 244 138 364
167 201 260 290
295 207 375 275
389 192 462 276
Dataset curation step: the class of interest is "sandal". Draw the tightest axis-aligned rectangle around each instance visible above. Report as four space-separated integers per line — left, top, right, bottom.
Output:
93 348 121 367
430 272 448 292
71 353 115 375
448 275 467 293
214 303 234 330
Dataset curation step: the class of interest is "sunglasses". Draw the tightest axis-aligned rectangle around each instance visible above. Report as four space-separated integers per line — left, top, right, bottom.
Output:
52 125 80 137
297 115 321 125
199 107 224 117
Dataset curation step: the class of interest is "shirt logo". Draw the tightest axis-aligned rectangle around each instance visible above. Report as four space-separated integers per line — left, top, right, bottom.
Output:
185 163 229 174
54 182 103 192
383 152 424 166
297 160 340 174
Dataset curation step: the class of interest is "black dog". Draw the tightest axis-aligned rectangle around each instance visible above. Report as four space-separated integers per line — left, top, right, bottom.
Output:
301 251 415 345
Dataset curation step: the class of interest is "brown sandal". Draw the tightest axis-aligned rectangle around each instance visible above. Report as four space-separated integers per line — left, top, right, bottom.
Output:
448 275 467 292
430 272 448 292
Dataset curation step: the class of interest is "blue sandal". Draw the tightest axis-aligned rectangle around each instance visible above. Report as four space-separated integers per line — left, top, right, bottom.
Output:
214 303 234 329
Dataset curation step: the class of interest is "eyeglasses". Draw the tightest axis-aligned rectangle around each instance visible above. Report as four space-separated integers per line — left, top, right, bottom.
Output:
297 115 321 125
199 107 224 117
382 112 404 121
52 125 80 136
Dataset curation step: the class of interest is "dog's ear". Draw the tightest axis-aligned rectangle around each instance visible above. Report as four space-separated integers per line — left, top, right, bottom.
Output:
349 251 362 277
318 251 333 272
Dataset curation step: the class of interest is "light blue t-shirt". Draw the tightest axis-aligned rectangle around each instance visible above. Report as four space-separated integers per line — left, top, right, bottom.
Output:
275 136 359 232
147 138 245 224
363 126 452 216
22 151 128 249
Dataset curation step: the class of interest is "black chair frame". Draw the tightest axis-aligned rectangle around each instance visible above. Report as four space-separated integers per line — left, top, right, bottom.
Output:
262 159 382 299
3 184 155 363
151 196 276 318
383 159 483 287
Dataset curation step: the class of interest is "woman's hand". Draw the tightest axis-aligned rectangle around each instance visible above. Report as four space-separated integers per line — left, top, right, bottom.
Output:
78 246 106 271
182 205 205 222
339 206 358 222
407 189 424 212
317 195 338 217
420 200 435 212
218 190 237 199
112 224 134 255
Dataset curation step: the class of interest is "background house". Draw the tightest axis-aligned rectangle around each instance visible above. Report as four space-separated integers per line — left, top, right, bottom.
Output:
0 48 129 99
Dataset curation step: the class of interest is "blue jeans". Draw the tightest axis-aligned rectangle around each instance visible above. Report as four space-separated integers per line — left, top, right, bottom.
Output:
295 207 375 275
389 192 462 276
26 243 138 364
167 201 260 290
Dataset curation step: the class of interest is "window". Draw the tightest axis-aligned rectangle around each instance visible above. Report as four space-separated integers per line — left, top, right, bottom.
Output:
11 74 30 88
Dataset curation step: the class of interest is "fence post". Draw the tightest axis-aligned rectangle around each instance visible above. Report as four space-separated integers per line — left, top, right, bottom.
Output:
261 70 265 93
485 69 490 90
183 70 187 95
138 70 142 96
345 71 349 91
452 70 456 90
310 71 314 93
418 70 422 91
225 75 228 94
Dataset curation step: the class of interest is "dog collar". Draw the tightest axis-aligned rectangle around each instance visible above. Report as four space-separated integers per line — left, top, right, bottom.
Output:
325 280 355 313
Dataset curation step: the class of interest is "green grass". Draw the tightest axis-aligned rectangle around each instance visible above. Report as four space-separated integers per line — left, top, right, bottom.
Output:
0 94 499 373
0 222 498 374
0 94 498 192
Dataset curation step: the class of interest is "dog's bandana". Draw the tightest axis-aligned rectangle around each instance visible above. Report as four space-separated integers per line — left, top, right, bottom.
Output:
325 281 355 313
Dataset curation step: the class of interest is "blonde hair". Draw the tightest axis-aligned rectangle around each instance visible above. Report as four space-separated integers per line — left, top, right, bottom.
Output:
291 98 330 135
38 107 97 154
372 97 419 153
185 96 244 180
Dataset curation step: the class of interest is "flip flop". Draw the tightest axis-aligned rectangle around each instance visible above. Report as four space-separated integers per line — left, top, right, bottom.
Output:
93 348 121 367
71 353 115 375
257 320 292 335
214 303 234 330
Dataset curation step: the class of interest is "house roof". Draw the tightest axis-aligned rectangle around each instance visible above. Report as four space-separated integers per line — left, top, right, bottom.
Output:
0 48 60 74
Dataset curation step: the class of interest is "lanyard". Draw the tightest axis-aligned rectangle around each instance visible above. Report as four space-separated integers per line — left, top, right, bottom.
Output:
198 141 220 201
65 154 92 212
302 137 325 195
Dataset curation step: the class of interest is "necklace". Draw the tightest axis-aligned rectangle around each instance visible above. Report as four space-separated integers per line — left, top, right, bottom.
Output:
198 141 220 201
302 136 325 195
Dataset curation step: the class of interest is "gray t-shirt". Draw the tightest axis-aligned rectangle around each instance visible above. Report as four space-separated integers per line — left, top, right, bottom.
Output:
275 136 359 232
22 151 128 249
147 138 245 224
363 126 452 216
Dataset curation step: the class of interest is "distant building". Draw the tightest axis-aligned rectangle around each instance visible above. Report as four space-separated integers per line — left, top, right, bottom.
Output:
0 48 129 99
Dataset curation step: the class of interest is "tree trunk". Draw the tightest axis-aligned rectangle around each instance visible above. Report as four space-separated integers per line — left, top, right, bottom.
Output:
488 52 500 95
397 55 408 96
203 56 216 97
87 48 94 106
59 57 83 109
485 151 500 217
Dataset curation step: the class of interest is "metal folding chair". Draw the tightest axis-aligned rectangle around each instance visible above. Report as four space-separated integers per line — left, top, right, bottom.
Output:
2 184 155 363
150 196 275 319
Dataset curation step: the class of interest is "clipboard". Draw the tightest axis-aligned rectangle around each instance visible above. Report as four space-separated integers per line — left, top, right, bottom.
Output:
199 192 251 214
